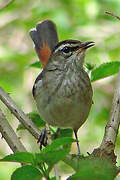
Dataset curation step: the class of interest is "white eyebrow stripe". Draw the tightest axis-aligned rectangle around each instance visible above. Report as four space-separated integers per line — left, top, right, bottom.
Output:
54 43 80 53
55 44 69 52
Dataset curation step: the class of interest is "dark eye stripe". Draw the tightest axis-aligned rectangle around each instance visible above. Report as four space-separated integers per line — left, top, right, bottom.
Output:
62 45 80 53
62 46 71 53
70 46 80 52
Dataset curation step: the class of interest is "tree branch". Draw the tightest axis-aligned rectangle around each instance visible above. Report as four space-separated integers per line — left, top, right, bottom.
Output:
92 12 120 164
100 69 120 147
105 11 120 21
93 69 120 163
0 108 27 153
0 0 15 11
0 87 41 140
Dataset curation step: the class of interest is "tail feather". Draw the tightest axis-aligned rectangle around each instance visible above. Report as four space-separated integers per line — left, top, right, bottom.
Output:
29 20 59 67
29 28 41 50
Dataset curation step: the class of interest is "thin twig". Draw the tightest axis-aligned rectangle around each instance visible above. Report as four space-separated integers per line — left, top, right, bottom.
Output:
0 0 15 11
0 87 41 140
0 108 27 153
105 11 120 21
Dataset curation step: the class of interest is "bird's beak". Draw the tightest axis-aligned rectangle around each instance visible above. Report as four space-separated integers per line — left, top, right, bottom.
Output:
80 41 95 50
77 41 95 54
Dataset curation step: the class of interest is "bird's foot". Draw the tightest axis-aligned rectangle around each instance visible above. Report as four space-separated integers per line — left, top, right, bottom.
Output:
37 128 48 150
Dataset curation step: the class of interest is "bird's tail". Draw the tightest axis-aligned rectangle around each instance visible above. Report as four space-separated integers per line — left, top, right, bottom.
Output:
29 20 59 67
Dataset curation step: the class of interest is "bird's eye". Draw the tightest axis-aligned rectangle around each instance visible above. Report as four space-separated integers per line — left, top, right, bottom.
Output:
62 46 71 53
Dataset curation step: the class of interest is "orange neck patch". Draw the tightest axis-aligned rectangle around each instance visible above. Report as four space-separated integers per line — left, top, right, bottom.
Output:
38 43 51 67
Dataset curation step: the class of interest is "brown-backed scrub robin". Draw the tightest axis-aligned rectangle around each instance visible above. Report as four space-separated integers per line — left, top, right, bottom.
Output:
30 20 94 155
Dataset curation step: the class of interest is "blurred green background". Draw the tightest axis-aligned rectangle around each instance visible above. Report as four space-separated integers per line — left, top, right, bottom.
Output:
0 0 120 179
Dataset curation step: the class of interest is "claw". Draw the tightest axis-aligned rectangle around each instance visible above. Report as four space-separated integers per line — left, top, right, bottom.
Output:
37 128 48 150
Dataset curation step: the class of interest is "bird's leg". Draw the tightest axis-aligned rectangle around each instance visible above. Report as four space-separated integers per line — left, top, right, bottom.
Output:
74 129 80 156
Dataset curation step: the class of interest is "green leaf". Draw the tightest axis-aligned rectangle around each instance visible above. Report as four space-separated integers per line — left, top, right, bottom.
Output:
0 152 34 164
11 165 42 180
27 112 46 128
16 124 25 131
25 61 41 69
35 137 74 167
17 112 46 131
52 129 73 150
36 149 69 167
69 157 116 180
90 61 120 82
50 177 57 180
85 63 95 71
42 137 75 153
55 128 73 139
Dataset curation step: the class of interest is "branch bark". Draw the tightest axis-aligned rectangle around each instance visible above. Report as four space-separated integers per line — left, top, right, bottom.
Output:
0 108 26 153
0 87 41 140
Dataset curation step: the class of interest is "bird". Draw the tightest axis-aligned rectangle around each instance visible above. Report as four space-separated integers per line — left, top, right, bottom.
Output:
29 20 94 155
